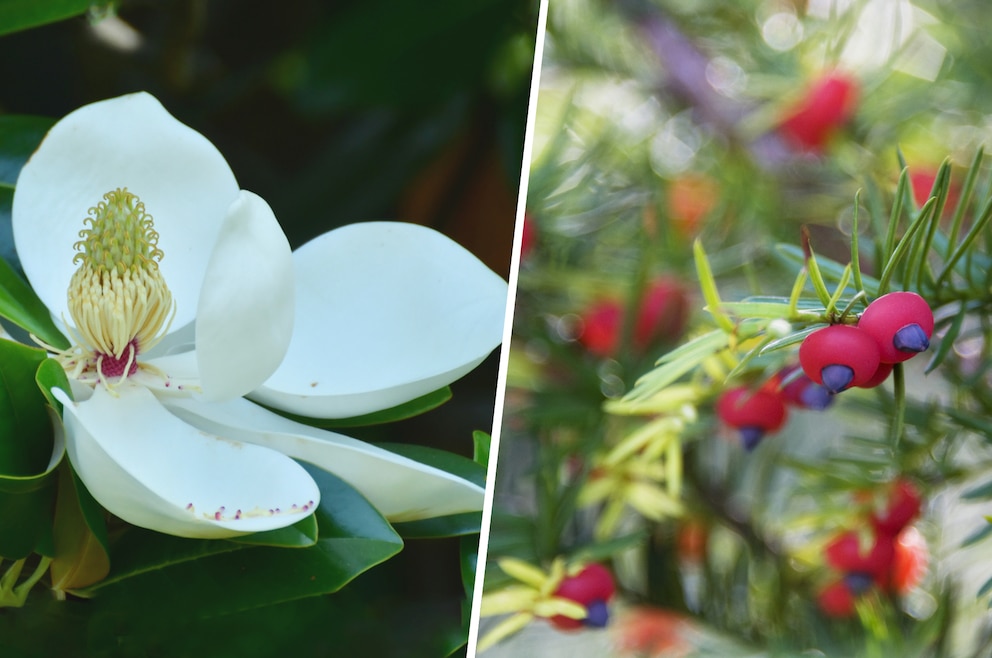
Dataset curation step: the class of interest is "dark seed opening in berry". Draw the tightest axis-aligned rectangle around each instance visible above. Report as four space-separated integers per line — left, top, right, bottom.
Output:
739 426 765 451
584 600 609 628
820 364 855 394
843 571 874 595
800 383 834 410
892 323 930 354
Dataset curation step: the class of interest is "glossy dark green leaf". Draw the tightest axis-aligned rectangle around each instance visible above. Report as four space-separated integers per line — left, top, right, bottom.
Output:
0 0 97 37
262 386 451 428
229 513 318 548
83 467 403 616
392 511 482 539
0 115 54 186
0 339 54 475
472 429 491 467
0 254 67 349
0 343 64 558
289 0 516 110
377 442 486 488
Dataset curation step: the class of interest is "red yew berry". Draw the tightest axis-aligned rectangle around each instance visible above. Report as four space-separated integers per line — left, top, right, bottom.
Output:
778 365 834 410
520 213 537 260
871 479 923 537
716 386 788 450
549 563 616 630
818 580 856 618
858 292 934 363
634 277 690 349
577 278 689 358
779 71 859 152
578 301 623 358
667 174 718 238
891 526 928 594
825 530 896 589
799 325 881 394
858 362 894 389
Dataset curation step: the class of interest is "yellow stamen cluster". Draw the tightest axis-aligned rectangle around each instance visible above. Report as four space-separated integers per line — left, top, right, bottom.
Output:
65 188 175 380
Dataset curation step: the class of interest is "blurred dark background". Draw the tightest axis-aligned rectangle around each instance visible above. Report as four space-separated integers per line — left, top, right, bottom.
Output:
0 0 537 655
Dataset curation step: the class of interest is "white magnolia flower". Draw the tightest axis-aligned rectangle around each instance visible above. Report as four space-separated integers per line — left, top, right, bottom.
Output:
11 92 507 539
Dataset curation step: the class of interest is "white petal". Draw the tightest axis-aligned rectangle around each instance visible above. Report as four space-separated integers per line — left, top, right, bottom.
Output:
250 222 508 418
53 384 319 539
163 394 485 521
13 92 239 331
196 191 294 401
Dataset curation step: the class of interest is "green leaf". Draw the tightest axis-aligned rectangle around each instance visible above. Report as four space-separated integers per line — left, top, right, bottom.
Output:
82 468 403 614
472 430 491 467
776 244 881 297
0 256 68 349
718 300 822 322
392 512 482 538
0 339 54 475
377 442 486 489
0 0 100 37
694 239 734 333
626 330 729 401
0 115 55 187
926 300 966 373
0 343 65 559
229 514 319 548
979 574 992 599
962 522 992 548
261 386 451 428
962 479 992 501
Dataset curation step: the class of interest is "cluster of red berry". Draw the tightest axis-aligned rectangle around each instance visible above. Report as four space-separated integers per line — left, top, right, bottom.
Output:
800 292 934 394
577 277 690 359
779 71 859 152
817 480 925 617
547 563 616 630
716 365 832 450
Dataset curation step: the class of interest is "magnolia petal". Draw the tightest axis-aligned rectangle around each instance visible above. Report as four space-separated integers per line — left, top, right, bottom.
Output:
250 221 508 418
196 191 294 401
13 92 239 331
162 394 485 521
53 384 319 539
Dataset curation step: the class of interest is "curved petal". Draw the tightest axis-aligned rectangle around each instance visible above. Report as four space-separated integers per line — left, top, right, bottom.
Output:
53 384 319 539
250 222 508 418
162 394 485 521
13 92 239 331
196 191 294 401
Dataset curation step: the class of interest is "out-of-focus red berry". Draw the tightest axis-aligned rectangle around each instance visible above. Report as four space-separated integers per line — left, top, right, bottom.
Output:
615 607 690 657
911 170 960 214
871 479 923 537
667 174 718 238
577 277 690 358
818 580 856 618
799 325 881 393
824 531 895 587
520 213 536 259
677 520 708 563
578 301 624 358
779 71 859 152
858 292 934 363
891 526 928 594
716 387 788 431
549 563 616 630
716 386 788 450
634 277 690 349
